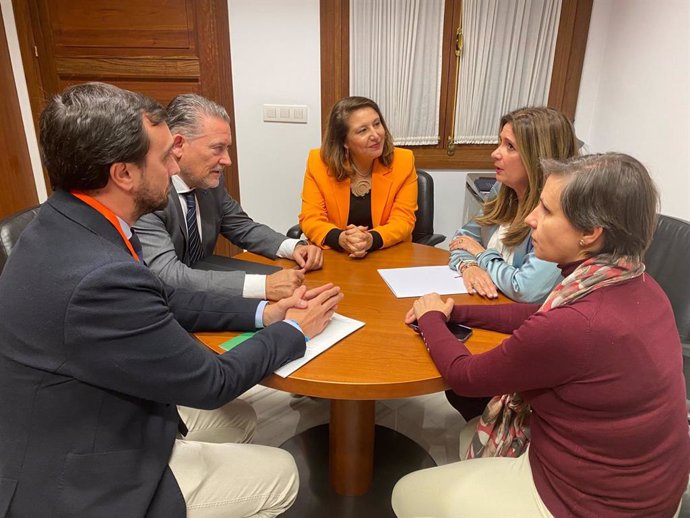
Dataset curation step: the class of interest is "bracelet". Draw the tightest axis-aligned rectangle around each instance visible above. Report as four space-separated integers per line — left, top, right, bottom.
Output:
459 260 479 274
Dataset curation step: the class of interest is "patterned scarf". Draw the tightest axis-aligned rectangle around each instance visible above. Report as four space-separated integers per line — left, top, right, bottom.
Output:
466 254 645 459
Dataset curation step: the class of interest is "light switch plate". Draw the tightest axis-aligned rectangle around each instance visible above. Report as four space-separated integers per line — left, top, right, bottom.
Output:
263 104 308 124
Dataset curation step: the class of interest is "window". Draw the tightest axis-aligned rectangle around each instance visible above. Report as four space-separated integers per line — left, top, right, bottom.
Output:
320 0 592 169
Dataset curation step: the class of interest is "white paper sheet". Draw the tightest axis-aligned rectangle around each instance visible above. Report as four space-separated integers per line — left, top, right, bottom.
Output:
274 313 365 378
377 265 468 298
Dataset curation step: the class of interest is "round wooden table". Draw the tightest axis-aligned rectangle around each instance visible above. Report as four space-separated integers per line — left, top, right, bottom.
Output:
196 242 509 516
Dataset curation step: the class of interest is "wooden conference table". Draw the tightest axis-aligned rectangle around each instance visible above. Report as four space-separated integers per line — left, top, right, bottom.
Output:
196 242 509 513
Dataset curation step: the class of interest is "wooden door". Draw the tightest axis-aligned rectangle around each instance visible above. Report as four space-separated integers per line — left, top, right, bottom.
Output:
0 8 39 219
12 0 240 256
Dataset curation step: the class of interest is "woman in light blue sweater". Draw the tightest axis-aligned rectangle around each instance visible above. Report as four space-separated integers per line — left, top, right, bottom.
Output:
449 107 579 304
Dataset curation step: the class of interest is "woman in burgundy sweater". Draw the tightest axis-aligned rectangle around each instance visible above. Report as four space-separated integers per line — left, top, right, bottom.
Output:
392 153 690 517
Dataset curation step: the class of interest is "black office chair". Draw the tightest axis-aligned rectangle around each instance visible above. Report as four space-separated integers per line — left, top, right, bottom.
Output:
412 170 445 246
644 214 690 392
0 205 41 274
643 214 690 516
287 169 445 247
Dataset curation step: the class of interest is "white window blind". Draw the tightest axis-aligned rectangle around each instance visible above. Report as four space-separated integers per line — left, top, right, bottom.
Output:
454 0 562 144
349 0 445 145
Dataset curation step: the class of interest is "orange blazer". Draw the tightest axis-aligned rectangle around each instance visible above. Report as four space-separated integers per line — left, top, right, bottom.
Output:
299 147 418 249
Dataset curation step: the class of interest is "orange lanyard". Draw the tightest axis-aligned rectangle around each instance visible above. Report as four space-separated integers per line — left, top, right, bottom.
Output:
70 191 140 262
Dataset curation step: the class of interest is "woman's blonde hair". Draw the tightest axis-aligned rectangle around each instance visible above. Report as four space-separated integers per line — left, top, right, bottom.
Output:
320 96 395 181
477 106 579 247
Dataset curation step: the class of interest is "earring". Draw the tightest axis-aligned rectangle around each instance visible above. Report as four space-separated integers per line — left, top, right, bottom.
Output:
578 239 585 247
344 147 349 161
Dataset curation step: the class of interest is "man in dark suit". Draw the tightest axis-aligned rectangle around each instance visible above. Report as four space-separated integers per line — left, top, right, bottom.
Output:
134 94 323 301
0 82 342 517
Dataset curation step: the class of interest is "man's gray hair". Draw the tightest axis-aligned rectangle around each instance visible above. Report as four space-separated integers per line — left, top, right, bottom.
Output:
166 94 230 137
541 153 659 261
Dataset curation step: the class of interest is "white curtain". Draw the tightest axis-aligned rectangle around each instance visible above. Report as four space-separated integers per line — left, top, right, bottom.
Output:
350 0 445 145
454 0 561 144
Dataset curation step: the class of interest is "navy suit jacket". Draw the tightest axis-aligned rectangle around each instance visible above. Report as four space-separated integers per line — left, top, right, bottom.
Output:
0 190 305 517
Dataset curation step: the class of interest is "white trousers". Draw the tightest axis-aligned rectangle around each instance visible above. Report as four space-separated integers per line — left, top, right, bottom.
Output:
169 400 299 518
393 417 684 518
392 416 552 518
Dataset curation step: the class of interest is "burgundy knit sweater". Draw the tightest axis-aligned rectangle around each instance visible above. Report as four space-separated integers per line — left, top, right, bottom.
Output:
418 265 690 517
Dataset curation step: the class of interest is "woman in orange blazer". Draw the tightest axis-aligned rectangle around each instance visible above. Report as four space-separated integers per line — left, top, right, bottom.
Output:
299 96 417 258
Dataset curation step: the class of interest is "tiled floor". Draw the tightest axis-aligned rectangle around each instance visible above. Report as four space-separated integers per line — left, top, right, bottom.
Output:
240 387 690 517
241 385 468 466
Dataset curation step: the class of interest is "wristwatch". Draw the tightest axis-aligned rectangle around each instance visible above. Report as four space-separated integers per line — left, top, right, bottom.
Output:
295 239 309 247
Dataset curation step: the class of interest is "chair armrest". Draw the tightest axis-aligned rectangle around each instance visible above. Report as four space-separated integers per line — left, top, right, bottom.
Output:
413 233 446 247
286 224 302 239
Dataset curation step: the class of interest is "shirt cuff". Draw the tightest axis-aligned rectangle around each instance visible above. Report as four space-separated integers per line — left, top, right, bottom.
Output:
255 300 269 328
276 238 302 259
243 274 267 299
284 319 308 341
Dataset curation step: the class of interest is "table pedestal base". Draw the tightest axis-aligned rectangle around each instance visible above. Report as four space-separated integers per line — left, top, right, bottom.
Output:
279 424 436 518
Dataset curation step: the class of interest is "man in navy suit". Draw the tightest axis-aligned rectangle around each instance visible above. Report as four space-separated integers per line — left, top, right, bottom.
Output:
0 82 342 517
135 94 323 301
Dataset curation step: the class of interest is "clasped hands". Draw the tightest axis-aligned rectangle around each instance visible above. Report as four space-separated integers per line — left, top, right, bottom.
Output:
338 224 373 259
263 283 343 339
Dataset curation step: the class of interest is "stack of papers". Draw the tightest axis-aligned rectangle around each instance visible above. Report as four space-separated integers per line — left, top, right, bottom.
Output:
378 265 468 298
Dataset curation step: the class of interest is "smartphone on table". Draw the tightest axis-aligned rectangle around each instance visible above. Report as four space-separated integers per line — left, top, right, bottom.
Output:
408 320 473 341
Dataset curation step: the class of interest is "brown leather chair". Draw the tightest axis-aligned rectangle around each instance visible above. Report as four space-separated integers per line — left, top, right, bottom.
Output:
0 205 41 274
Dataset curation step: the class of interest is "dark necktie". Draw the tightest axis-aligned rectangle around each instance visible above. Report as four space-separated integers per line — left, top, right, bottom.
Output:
129 229 144 260
128 229 147 266
182 191 203 265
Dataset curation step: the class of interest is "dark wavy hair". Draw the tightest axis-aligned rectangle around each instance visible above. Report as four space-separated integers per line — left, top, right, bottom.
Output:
40 82 166 191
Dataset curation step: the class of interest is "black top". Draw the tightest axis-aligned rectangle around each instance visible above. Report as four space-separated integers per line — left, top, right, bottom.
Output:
324 190 383 251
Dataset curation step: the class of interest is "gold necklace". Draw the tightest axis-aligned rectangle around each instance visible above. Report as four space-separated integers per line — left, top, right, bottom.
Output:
350 161 372 197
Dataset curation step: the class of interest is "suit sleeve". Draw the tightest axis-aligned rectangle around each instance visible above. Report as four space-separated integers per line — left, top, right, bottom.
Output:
216 188 287 257
62 261 305 409
299 150 341 247
372 153 417 248
134 211 248 297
